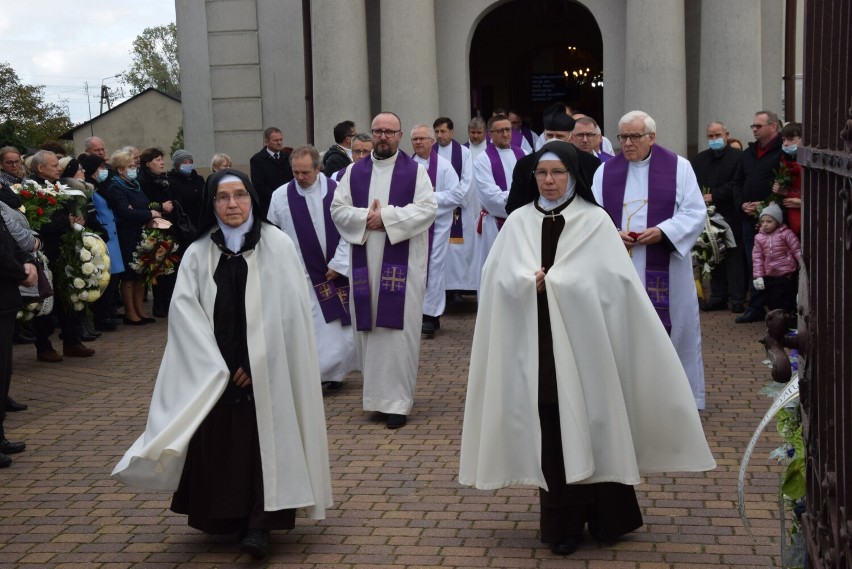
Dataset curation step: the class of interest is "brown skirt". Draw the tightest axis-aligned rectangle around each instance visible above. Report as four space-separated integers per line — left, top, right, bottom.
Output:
170 399 296 534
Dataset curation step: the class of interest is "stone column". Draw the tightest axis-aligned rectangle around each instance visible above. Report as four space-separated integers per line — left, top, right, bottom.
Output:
175 0 215 167
380 0 440 153
698 1 763 148
311 0 371 151
624 0 688 155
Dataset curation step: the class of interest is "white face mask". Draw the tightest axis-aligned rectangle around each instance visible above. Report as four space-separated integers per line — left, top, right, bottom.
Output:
126 168 138 180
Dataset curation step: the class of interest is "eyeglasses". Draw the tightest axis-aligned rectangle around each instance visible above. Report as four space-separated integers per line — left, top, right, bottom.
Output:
616 132 650 142
572 132 598 140
214 192 251 205
371 129 401 138
490 127 512 134
533 168 569 180
750 123 769 130
2 159 21 166
352 149 372 156
410 137 432 143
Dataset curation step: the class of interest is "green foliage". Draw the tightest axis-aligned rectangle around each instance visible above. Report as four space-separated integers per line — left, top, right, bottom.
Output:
0 62 74 150
169 124 184 158
122 23 180 98
777 407 806 500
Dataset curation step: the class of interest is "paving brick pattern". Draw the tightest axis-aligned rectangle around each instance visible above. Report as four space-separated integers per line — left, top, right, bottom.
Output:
0 299 787 567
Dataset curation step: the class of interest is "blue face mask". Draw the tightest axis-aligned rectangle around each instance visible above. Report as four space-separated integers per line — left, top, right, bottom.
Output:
96 169 108 183
782 144 797 155
708 138 725 151
179 163 194 176
126 168 138 180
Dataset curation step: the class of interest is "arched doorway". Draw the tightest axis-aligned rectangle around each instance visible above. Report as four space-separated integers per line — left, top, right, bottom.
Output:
469 0 603 133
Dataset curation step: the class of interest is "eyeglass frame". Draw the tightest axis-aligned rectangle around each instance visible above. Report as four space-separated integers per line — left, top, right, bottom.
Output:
616 132 651 143
213 191 252 205
371 129 402 138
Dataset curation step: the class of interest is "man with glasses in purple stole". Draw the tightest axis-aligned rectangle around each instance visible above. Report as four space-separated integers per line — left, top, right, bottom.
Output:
331 112 437 429
267 146 358 393
473 114 527 285
591 110 707 411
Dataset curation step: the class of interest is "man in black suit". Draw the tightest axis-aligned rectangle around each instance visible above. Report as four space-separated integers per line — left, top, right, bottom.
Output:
249 127 294 216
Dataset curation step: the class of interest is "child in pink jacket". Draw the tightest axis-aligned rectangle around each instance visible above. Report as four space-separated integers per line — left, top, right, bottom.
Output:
752 203 801 316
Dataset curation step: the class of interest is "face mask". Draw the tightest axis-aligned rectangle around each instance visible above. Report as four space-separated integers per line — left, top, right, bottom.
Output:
95 169 108 183
179 163 194 175
782 144 797 155
126 168 138 180
708 138 725 151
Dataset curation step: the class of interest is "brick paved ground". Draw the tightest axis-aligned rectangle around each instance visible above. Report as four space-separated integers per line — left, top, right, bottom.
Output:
0 297 788 568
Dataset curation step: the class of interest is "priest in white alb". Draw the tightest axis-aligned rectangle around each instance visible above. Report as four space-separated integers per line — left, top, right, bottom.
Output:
410 124 463 337
330 112 437 429
473 113 526 281
591 110 707 409
461 142 715 556
267 145 358 391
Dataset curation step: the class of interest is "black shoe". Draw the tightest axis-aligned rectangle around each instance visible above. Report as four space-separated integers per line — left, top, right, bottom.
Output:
74 325 98 342
94 320 118 332
81 318 102 338
152 309 168 318
239 528 269 559
123 317 147 326
422 320 436 338
13 331 35 344
701 300 727 312
386 414 407 429
735 310 764 324
731 303 745 313
0 439 26 454
0 453 10 468
6 397 27 412
141 317 156 324
550 536 580 556
322 381 343 392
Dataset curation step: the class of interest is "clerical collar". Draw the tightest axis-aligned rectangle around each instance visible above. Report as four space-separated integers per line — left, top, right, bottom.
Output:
373 150 397 162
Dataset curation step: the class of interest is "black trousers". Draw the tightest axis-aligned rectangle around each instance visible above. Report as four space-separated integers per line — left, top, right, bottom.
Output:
0 312 15 432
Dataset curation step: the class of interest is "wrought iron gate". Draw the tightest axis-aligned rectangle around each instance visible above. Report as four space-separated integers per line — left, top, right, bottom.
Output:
797 1 852 567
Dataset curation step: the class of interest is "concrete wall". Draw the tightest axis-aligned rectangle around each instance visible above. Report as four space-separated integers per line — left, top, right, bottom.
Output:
71 91 182 158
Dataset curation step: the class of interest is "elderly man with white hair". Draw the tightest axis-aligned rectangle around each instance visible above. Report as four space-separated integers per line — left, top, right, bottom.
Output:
591 110 707 410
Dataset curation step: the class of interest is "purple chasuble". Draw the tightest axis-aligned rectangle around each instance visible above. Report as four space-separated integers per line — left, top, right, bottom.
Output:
423 151 439 285
479 144 525 233
348 152 418 331
598 151 614 163
433 141 465 244
601 145 678 333
286 179 350 325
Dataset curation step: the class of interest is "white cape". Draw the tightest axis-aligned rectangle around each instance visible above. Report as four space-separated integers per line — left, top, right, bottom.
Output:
460 198 715 490
112 224 333 518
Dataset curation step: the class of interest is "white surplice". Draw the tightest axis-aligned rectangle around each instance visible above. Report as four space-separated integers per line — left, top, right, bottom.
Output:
591 149 708 409
330 151 437 415
112 224 333 517
414 152 462 317
473 146 526 286
439 142 478 291
267 175 359 384
460 198 715 490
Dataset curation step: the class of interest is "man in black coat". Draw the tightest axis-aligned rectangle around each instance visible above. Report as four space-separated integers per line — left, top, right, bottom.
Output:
506 113 600 215
690 121 745 312
249 127 293 216
0 215 36 467
321 120 355 177
731 111 784 323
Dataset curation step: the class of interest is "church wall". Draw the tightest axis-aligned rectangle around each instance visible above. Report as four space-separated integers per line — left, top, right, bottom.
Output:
175 0 215 167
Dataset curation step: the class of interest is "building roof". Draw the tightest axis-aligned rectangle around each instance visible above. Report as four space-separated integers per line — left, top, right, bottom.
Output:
60 88 181 140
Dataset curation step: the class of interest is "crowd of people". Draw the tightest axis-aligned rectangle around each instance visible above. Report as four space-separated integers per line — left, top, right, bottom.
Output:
1 102 802 558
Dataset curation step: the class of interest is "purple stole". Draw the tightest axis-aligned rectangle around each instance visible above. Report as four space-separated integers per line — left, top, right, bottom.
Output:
331 167 346 182
349 152 418 331
286 179 350 326
433 142 465 244
478 145 525 233
598 151 614 163
601 145 678 333
424 152 440 284
510 128 535 149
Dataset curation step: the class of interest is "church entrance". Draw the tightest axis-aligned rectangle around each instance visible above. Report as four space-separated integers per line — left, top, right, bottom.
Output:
469 0 603 133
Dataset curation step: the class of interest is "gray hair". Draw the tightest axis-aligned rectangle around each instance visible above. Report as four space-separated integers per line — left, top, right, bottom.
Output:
410 124 435 139
352 132 372 144
210 153 232 171
468 116 486 130
706 121 729 133
755 110 781 129
110 150 135 171
574 116 601 135
290 145 321 169
29 150 57 176
84 136 104 152
619 110 656 133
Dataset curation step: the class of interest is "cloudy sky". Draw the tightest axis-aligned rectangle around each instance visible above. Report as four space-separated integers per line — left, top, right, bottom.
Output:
2 0 176 124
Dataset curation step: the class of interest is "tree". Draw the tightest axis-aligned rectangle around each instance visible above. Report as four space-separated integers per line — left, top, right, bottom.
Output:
0 62 74 150
122 23 180 97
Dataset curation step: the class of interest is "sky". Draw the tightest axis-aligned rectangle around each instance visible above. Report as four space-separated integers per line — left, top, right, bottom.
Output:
1 0 177 125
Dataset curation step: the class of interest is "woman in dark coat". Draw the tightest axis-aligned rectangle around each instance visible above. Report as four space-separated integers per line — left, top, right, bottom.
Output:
104 150 163 325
